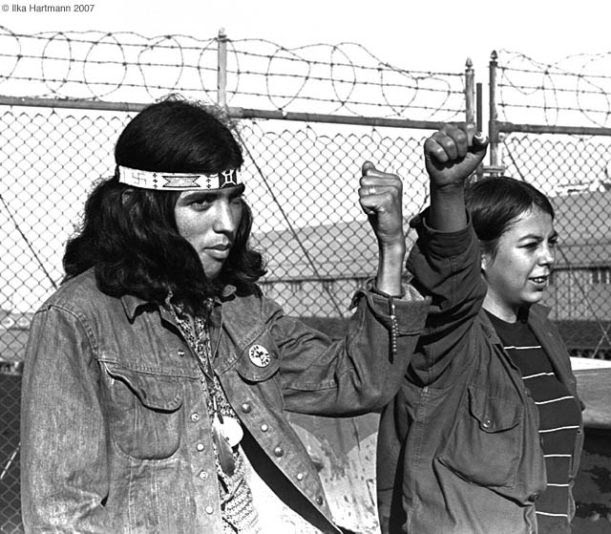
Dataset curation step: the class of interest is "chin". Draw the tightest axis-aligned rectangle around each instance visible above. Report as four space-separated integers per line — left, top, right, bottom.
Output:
522 293 545 306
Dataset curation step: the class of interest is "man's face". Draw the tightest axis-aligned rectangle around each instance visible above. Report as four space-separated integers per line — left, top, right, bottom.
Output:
174 187 243 280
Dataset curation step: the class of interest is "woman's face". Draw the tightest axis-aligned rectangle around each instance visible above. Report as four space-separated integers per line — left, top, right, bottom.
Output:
174 187 243 280
482 207 557 322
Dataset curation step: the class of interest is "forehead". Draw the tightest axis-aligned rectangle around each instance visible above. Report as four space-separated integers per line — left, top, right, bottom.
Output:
506 207 554 237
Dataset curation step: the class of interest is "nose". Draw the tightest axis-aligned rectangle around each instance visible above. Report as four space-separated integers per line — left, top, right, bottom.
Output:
539 243 555 266
212 199 238 235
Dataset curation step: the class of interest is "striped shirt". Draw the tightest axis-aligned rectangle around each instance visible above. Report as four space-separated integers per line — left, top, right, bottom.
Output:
487 312 580 534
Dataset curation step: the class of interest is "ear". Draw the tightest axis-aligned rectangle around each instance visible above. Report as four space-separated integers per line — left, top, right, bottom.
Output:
121 189 134 207
481 251 490 273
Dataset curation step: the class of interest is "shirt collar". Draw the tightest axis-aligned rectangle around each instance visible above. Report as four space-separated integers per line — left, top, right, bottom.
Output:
120 284 238 320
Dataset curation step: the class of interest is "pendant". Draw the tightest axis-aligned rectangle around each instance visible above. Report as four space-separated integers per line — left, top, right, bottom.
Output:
219 416 244 448
212 414 236 476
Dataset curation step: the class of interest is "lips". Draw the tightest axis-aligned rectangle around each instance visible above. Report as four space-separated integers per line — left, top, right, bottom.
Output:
204 243 232 260
208 243 231 251
529 275 549 287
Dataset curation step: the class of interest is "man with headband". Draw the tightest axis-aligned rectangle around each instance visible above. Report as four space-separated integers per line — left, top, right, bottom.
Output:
21 100 429 533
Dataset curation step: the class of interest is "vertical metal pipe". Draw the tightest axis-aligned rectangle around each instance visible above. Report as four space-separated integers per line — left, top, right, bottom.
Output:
488 50 499 167
476 82 484 180
217 28 228 108
465 58 475 125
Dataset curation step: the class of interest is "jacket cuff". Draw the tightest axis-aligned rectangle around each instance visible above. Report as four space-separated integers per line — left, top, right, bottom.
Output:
351 278 429 336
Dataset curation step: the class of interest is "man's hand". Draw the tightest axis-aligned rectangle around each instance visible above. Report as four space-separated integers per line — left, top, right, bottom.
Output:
424 124 488 190
359 161 405 296
359 161 404 247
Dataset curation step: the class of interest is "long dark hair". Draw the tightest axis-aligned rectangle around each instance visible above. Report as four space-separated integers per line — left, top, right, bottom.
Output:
465 176 554 257
63 100 266 313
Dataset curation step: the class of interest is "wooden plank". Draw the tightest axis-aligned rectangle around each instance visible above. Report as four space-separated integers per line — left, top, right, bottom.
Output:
573 366 611 429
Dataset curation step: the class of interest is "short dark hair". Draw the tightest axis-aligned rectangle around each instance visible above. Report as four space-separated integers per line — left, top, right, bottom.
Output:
465 176 554 257
63 100 266 313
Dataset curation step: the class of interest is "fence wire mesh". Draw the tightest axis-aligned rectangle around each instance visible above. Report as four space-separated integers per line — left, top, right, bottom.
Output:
500 133 611 357
1 32 611 532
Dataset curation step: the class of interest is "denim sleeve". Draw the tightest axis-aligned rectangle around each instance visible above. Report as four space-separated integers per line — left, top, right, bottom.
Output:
405 211 487 385
265 282 429 416
21 305 114 533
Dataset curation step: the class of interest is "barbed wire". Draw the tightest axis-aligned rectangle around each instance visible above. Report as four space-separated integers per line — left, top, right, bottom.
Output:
496 50 611 128
0 27 466 120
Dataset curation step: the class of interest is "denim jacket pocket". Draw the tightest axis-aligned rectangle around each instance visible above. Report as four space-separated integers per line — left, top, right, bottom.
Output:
438 385 524 488
102 362 184 461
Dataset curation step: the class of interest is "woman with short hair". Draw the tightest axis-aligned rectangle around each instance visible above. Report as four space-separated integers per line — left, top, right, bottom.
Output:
377 125 583 534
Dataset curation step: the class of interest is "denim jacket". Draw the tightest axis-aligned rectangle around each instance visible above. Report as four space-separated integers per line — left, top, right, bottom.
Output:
377 217 584 534
21 268 428 533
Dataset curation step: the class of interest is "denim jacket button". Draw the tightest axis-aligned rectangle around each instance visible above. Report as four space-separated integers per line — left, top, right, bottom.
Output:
198 470 208 480
261 423 269 432
296 472 304 481
196 443 205 452
482 418 492 429
177 349 185 358
273 446 284 457
315 495 324 505
205 505 214 514
241 402 252 414
191 412 201 422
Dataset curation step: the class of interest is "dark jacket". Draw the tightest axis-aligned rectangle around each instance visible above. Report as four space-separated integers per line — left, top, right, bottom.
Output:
21 268 428 533
377 217 584 534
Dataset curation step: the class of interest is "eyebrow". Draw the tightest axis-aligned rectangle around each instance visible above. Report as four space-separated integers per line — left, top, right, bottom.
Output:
518 230 559 241
181 188 243 202
181 191 219 202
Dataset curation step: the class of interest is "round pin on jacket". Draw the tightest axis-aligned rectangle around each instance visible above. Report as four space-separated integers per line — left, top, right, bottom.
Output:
249 344 271 367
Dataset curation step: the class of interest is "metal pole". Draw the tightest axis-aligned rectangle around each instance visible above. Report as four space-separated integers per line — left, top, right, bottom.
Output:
488 50 499 168
465 58 475 125
476 82 484 180
217 28 228 108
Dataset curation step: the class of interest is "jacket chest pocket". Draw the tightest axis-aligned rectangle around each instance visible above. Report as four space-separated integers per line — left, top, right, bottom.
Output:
439 385 524 488
102 362 185 461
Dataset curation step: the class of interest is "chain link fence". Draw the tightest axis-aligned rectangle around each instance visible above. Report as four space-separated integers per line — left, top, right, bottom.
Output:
1 33 611 532
492 49 611 359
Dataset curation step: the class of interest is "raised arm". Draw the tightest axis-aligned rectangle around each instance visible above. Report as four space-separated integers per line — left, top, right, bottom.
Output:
359 161 406 296
405 125 489 386
424 124 487 230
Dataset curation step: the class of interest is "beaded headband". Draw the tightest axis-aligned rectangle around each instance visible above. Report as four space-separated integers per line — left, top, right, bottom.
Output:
117 165 240 191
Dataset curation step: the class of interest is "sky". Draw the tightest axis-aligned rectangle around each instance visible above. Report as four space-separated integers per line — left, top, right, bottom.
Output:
2 0 610 77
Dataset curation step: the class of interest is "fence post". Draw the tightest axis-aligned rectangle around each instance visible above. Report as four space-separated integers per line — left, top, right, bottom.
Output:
488 50 499 168
465 58 475 125
217 28 228 108
476 82 484 180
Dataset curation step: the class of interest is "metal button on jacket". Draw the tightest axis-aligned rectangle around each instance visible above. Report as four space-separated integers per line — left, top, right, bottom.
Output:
260 423 269 432
296 472 304 481
273 446 284 457
191 412 200 422
241 402 252 413
315 495 324 505
205 505 214 515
